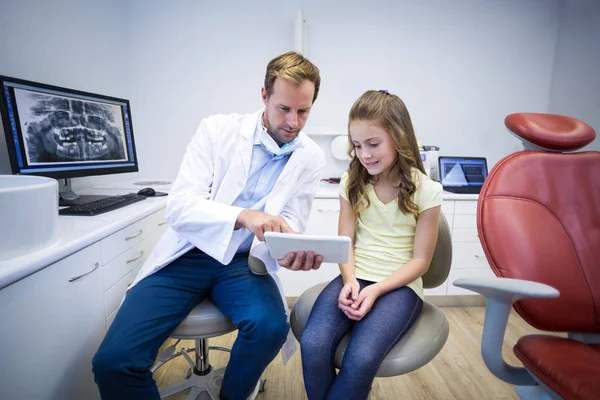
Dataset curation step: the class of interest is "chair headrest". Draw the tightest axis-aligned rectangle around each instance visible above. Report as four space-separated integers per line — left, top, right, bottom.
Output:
505 113 596 152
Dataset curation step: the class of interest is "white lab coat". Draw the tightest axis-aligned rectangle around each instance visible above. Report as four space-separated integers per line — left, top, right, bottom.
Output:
129 109 325 362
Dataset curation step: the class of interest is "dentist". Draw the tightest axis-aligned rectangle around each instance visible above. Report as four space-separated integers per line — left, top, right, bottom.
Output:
92 51 325 400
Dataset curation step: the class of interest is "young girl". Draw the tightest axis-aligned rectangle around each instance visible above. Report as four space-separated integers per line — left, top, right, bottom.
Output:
300 90 442 400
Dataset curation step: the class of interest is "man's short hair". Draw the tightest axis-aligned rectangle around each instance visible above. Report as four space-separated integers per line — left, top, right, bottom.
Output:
264 51 321 104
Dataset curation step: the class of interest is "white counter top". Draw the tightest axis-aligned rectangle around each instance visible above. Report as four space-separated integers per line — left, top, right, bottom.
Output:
314 182 340 198
0 193 168 290
315 182 479 200
440 191 479 201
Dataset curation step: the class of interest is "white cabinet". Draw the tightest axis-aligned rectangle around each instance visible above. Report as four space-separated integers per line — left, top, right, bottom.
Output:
0 203 168 400
0 243 105 400
100 208 167 330
441 200 454 228
448 199 495 295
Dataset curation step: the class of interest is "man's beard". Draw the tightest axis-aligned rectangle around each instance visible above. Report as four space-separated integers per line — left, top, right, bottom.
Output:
264 112 298 146
264 116 285 147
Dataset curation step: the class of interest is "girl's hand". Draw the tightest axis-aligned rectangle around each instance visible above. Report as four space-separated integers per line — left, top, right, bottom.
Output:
338 279 359 315
345 284 381 321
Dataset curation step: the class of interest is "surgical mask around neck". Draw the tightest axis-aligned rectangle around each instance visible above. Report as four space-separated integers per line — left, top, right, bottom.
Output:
259 127 301 156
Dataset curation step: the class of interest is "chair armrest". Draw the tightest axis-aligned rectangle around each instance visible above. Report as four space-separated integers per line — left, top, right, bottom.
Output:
452 277 559 386
453 277 559 303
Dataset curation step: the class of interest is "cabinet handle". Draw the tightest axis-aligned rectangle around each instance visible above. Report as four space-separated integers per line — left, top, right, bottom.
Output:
126 251 145 264
474 254 484 259
125 229 143 241
158 221 168 226
69 262 100 282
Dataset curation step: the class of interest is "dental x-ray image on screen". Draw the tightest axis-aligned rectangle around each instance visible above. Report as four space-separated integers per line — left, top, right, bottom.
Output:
13 89 127 164
1 75 138 180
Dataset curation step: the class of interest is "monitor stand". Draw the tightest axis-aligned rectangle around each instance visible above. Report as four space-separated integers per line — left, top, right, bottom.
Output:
57 178 110 207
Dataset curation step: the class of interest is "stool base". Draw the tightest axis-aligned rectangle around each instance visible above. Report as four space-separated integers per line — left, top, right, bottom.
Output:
153 338 265 400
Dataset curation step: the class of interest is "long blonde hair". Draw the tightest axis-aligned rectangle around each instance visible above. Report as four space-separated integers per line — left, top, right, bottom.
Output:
346 90 425 217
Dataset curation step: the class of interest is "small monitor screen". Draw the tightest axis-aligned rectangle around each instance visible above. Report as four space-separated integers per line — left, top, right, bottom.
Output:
438 157 488 193
0 75 138 179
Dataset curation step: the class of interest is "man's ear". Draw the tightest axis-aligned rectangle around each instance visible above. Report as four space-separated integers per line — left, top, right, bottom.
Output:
261 87 268 106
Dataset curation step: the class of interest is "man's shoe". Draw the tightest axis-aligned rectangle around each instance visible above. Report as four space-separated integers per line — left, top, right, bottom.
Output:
220 379 262 400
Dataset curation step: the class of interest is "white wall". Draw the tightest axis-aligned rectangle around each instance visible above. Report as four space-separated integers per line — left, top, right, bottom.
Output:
126 0 302 183
128 0 562 181
548 0 600 151
4 0 591 185
0 0 132 183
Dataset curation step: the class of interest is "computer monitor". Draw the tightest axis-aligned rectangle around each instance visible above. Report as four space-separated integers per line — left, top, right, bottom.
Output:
0 75 139 205
438 156 488 194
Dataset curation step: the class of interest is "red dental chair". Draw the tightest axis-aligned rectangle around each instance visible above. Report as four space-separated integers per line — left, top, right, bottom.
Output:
454 113 600 400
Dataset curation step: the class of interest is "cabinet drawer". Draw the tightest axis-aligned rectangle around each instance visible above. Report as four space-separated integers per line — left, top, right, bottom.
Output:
452 242 488 269
104 263 144 317
441 200 454 218
148 208 168 238
447 268 496 295
144 229 163 255
148 207 168 234
100 213 158 265
453 214 476 229
454 200 477 215
441 200 454 229
306 199 340 236
312 198 340 212
0 242 104 327
107 308 118 330
156 216 169 235
102 233 156 291
0 243 104 399
452 228 480 243
442 213 454 230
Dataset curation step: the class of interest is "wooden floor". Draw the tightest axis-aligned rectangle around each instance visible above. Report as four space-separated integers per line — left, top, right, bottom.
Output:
154 306 553 400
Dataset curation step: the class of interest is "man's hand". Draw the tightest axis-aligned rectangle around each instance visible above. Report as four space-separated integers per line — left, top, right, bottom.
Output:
278 251 323 271
235 209 294 241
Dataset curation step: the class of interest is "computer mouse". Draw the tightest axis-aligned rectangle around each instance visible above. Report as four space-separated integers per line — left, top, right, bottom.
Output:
137 187 156 197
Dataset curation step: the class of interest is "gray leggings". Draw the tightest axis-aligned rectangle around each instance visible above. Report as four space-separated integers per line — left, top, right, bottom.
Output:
300 275 423 400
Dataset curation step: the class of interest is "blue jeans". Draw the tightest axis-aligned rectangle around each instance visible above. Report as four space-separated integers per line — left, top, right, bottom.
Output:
301 275 423 400
92 250 289 400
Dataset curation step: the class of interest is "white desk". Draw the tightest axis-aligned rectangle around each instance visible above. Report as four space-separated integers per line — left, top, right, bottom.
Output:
0 192 168 400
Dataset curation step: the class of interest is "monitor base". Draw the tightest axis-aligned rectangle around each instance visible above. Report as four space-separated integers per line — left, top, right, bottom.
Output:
57 178 110 207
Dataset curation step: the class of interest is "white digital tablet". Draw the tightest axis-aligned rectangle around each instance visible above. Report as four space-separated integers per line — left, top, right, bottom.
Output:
263 232 352 264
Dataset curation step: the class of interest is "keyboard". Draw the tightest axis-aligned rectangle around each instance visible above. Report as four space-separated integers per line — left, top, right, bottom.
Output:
59 193 147 216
